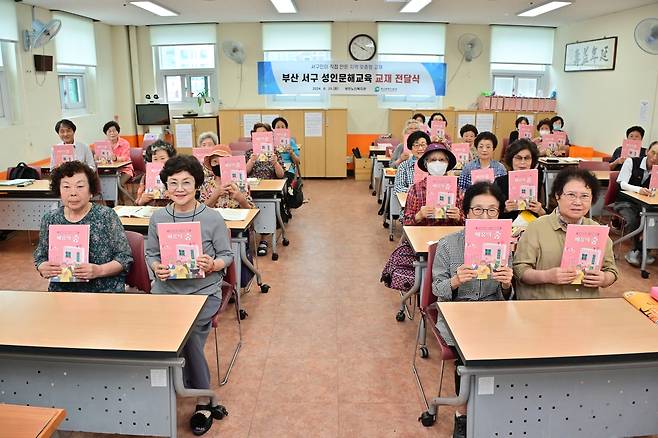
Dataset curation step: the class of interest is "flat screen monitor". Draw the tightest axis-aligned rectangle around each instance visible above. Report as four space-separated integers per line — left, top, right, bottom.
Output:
136 104 170 125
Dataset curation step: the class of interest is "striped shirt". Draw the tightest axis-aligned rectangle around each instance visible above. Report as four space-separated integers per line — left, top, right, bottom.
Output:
394 156 417 194
457 158 507 193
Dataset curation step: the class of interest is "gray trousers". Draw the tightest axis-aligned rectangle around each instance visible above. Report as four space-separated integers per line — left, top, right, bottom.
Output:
182 294 221 390
614 201 642 250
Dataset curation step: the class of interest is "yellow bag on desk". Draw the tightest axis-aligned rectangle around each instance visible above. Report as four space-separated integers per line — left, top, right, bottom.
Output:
623 291 658 324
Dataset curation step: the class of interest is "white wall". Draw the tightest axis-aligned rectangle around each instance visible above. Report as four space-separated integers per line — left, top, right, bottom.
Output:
552 2 658 153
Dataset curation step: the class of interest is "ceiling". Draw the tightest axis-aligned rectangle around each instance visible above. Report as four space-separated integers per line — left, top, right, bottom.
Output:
20 0 658 27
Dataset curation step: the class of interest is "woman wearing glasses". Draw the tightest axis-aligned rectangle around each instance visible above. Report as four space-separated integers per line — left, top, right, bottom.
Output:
457 132 507 193
135 140 177 206
513 167 618 300
145 155 233 435
431 181 513 438
393 131 430 194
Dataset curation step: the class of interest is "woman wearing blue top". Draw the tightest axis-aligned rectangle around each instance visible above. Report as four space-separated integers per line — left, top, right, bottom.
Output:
457 131 507 193
272 117 301 176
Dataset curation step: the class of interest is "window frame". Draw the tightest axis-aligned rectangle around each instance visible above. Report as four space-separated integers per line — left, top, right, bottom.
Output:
58 65 88 114
491 63 547 98
0 43 11 125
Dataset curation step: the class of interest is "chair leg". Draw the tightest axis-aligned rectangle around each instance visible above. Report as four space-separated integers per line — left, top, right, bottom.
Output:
214 326 221 385
218 287 243 386
412 314 430 411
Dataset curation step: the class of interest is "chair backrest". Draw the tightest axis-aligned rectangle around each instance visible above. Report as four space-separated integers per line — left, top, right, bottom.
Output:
376 136 399 147
569 145 595 159
604 171 620 206
125 231 151 293
212 256 238 328
578 160 609 171
229 141 252 156
130 148 146 175
499 138 510 162
238 137 252 143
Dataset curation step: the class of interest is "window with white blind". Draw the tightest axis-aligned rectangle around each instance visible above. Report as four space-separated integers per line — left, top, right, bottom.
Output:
0 0 17 124
262 22 331 107
377 23 446 108
490 26 554 97
151 24 217 108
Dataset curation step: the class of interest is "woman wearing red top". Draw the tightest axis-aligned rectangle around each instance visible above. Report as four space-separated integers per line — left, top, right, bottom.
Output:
103 121 134 204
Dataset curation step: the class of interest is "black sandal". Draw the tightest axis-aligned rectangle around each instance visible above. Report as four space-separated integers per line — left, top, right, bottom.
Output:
198 403 228 420
190 407 213 436
257 240 268 256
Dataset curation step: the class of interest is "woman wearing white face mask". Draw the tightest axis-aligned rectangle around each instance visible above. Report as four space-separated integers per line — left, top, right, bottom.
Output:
403 143 464 226
534 118 568 157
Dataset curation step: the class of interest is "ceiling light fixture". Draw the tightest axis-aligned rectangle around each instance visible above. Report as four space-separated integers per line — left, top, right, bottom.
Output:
270 0 297 13
400 0 432 13
130 1 179 17
517 1 572 17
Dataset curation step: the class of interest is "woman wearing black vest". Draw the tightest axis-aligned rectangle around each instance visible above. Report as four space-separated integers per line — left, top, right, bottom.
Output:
614 140 658 266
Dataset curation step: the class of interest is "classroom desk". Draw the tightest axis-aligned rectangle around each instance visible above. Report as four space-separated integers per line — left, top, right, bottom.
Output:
0 290 213 437
0 404 66 438
396 226 463 322
537 158 580 206
382 168 400 241
613 191 658 278
42 162 129 204
0 180 59 231
397 192 407 210
591 170 611 181
250 179 288 261
422 298 658 437
371 155 391 197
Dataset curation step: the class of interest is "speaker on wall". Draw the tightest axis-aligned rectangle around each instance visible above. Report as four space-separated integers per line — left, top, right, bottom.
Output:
34 54 53 72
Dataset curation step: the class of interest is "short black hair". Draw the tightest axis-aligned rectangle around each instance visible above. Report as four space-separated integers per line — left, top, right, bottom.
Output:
55 119 76 133
462 181 505 217
407 130 431 150
550 115 564 127
551 167 601 205
412 113 426 124
474 131 498 150
271 117 288 129
428 112 447 127
515 116 529 128
50 161 100 196
505 139 539 169
160 155 205 190
144 139 176 162
459 124 478 137
251 123 272 133
626 125 645 139
102 121 120 134
648 140 658 153
537 118 552 132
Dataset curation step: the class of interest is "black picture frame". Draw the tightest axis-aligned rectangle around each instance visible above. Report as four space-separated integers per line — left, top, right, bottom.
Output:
564 36 617 72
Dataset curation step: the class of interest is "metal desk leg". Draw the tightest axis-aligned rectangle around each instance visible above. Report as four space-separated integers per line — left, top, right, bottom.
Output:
641 206 649 278
396 258 425 322
613 212 645 246
370 155 376 191
389 189 395 240
419 369 472 427
237 233 270 293
382 185 391 228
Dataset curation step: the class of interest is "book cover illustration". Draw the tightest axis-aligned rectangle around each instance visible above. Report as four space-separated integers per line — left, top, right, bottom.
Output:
471 167 495 184
621 139 642 158
219 155 248 192
425 176 458 219
52 144 75 168
192 147 215 165
451 143 471 168
560 224 609 285
554 131 568 148
157 222 205 280
508 169 538 210
413 160 428 184
623 291 658 324
648 165 658 197
464 219 513 280
252 131 274 161
94 141 114 164
518 124 534 140
431 120 446 139
48 224 90 283
273 128 290 153
145 162 166 199
540 134 558 155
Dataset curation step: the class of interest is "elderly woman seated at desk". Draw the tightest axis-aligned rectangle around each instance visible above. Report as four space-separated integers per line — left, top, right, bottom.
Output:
33 161 132 292
200 146 255 209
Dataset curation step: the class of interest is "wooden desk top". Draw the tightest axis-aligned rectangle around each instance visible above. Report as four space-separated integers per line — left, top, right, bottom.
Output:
396 192 407 209
621 190 658 206
97 161 130 170
384 168 396 178
0 404 66 438
370 145 388 152
0 180 52 193
377 156 391 162
591 170 610 181
116 207 259 230
439 298 658 366
403 226 463 255
0 291 206 358
250 179 286 192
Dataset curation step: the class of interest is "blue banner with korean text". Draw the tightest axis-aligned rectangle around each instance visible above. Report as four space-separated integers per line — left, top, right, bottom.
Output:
258 61 446 96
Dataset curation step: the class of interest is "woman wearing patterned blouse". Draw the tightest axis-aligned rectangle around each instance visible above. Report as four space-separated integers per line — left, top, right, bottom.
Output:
393 131 430 194
245 123 285 180
34 161 133 292
200 146 255 209
457 131 507 193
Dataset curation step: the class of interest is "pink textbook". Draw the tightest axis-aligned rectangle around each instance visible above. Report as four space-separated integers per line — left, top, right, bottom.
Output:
471 167 495 184
464 219 513 280
52 144 75 168
48 224 90 283
219 155 248 190
508 169 538 210
431 120 446 139
413 160 428 184
157 222 205 280
144 161 165 199
252 131 274 161
273 128 290 153
554 131 568 148
451 143 471 167
540 134 558 155
621 139 642 158
649 166 658 196
518 124 534 140
94 141 114 164
425 176 458 219
560 224 609 285
192 147 214 164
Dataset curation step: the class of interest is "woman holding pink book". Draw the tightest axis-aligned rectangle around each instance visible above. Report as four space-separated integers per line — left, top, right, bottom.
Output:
102 121 134 205
33 161 132 292
200 146 255 209
457 132 507 193
135 140 177 206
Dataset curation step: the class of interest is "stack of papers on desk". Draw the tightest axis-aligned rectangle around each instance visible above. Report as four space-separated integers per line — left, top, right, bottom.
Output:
247 178 260 187
115 206 157 218
0 179 35 186
215 208 250 221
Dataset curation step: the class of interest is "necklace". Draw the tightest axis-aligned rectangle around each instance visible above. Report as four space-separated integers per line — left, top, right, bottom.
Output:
172 201 198 223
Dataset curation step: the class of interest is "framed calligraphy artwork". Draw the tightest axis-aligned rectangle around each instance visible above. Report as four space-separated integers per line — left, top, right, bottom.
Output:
564 36 617 72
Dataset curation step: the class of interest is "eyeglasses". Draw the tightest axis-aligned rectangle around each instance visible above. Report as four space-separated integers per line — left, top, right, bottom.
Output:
166 180 195 190
513 155 533 162
560 192 592 202
469 207 499 216
412 142 427 149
